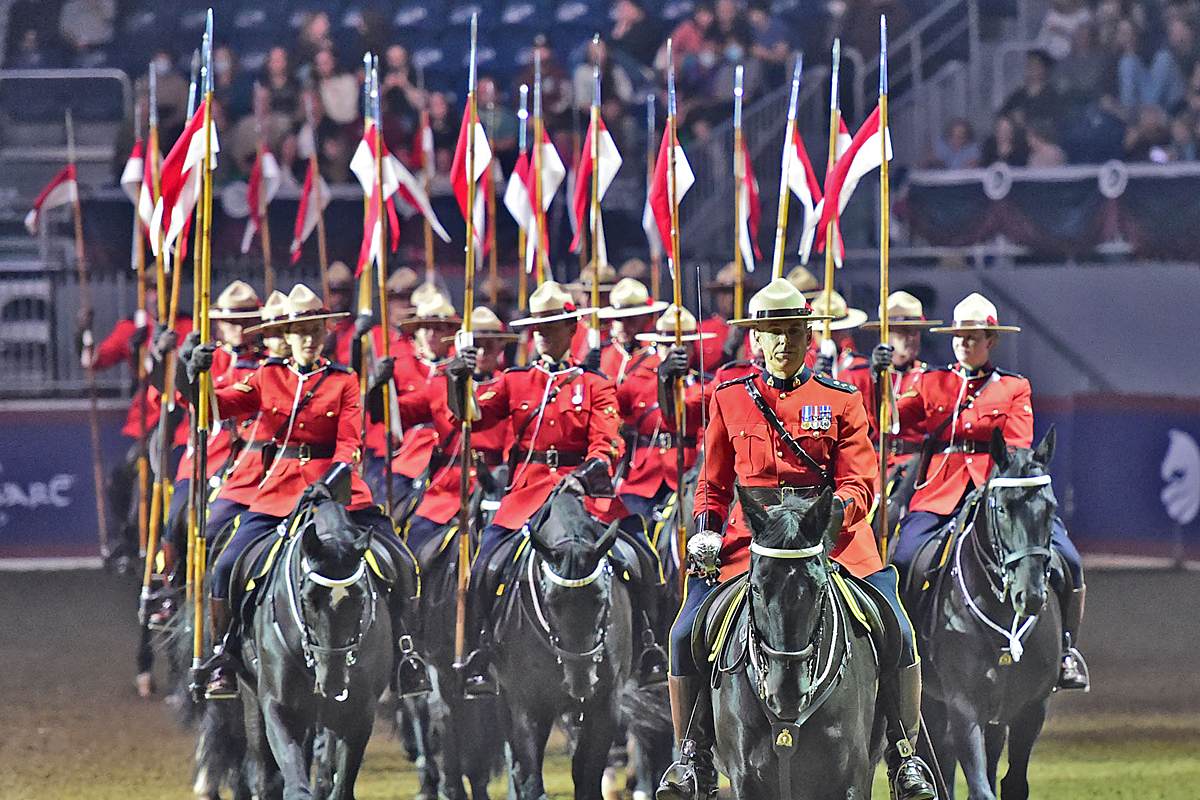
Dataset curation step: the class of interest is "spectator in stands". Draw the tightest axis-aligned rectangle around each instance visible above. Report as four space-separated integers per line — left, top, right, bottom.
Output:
427 91 459 155
213 44 254 122
611 0 664 70
711 0 753 61
573 38 635 112
5 0 60 68
1037 0 1093 62
980 113 1030 166
1117 15 1183 115
747 0 793 88
479 77 519 165
514 34 574 132
660 2 715 69
1056 23 1114 105
1123 103 1172 160
58 0 114 67
7 28 55 69
303 91 355 184
314 49 361 126
1026 118 1068 166
1000 49 1063 130
260 46 302 123
1058 98 1126 163
343 8 391 70
1168 111 1197 160
294 11 334 78
926 118 981 169
134 49 190 139
382 44 424 138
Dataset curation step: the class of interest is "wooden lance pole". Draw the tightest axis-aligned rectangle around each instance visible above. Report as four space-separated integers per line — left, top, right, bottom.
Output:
589 36 603 348
732 64 745 318
666 40 688 597
822 40 842 345
371 56 397 516
877 17 894 559
646 95 661 299
532 52 550 285
771 56 803 282
516 83 530 365
253 86 275 295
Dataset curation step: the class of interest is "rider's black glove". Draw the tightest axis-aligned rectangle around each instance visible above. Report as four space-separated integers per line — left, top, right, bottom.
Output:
354 311 375 340
656 345 690 383
583 347 603 373
870 343 894 375
562 457 616 498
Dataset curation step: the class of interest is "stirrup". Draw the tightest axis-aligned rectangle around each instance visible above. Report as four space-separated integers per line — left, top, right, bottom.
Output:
395 635 432 698
147 596 178 629
637 639 669 687
656 739 717 800
204 665 239 700
888 745 938 800
1055 647 1091 692
457 647 499 699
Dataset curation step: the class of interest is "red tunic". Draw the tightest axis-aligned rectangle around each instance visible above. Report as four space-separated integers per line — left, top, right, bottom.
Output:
390 354 453 479
696 368 882 580
898 364 1034 516
842 360 932 469
469 361 625 530
414 371 513 525
713 358 760 384
616 354 706 497
211 358 374 516
337 324 416 458
93 316 194 439
696 316 730 371
175 345 258 483
599 341 657 383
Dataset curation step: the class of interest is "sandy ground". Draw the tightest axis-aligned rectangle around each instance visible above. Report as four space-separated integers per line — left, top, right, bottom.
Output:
0 566 1197 799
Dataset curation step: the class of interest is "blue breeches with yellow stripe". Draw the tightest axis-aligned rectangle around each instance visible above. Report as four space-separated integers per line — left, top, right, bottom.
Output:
669 566 918 677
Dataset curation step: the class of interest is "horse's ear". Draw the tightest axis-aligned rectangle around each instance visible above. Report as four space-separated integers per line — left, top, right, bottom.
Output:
737 484 772 537
595 520 621 556
301 520 322 559
527 521 557 561
351 523 373 556
801 488 837 548
989 428 1009 472
1033 425 1056 466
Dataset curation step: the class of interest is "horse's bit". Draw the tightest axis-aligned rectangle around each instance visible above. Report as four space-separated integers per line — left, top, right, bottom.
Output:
527 550 612 672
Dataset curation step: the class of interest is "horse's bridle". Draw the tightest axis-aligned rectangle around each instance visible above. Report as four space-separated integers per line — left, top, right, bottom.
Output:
526 548 612 674
274 532 377 699
954 473 1054 663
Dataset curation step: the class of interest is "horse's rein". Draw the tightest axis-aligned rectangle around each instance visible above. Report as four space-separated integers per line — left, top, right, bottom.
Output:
525 548 612 666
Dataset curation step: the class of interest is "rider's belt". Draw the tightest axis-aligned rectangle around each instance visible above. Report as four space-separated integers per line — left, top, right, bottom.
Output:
449 448 504 468
246 440 335 462
511 447 587 468
635 432 697 449
886 439 921 456
741 485 823 507
937 440 988 455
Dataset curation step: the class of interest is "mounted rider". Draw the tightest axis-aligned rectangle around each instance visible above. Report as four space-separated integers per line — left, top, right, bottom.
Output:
182 284 429 701
657 278 938 800
808 288 869 378
446 281 668 696
402 306 518 553
592 277 668 379
621 305 712 523
886 292 1089 692
844 291 941 469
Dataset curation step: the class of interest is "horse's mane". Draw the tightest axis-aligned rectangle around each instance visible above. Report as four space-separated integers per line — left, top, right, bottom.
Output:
751 494 825 552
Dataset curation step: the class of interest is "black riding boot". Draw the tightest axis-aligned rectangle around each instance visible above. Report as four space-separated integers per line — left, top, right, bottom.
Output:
203 597 239 700
882 663 938 800
656 675 718 800
1056 586 1090 691
458 582 500 698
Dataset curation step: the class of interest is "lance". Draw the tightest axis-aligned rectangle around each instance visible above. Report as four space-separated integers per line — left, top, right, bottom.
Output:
532 52 550 284
771 55 803 282
66 108 109 559
732 64 745 318
822 40 842 344
487 96 499 306
371 55 397 516
877 17 895 559
357 53 374 468
131 98 150 562
419 68 437 287
646 95 660 299
517 83 530 365
667 40 687 596
190 9 216 682
455 13 480 667
253 85 275 294
571 105 586 277
303 93 331 303
588 36 602 348
180 47 200 615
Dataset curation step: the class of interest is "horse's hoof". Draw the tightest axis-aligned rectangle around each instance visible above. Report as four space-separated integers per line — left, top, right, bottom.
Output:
135 671 155 697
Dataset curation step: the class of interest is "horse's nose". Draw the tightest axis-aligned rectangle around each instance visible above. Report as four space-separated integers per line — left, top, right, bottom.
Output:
1013 586 1045 618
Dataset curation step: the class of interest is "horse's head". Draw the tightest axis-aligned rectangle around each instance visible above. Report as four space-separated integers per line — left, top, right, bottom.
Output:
740 486 841 721
527 491 621 703
296 498 375 701
982 426 1058 618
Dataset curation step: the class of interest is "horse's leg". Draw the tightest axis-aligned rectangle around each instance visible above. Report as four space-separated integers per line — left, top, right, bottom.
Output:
945 695 996 800
261 697 316 800
328 723 373 800
983 723 1006 794
464 696 500 800
573 701 620 800
506 701 553 800
401 695 441 800
999 701 1046 800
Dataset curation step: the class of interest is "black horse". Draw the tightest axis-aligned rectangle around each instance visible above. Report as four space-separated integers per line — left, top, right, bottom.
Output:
905 428 1062 800
238 497 394 800
706 487 885 800
489 490 633 800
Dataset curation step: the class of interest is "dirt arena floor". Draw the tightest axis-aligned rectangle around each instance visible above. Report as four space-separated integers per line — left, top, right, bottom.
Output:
1 565 1198 800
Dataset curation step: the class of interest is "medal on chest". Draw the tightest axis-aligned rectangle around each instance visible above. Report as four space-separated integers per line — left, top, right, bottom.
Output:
801 404 832 431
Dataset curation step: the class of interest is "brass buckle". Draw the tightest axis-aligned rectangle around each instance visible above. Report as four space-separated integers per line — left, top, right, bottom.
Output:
297 442 312 464
544 448 559 469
